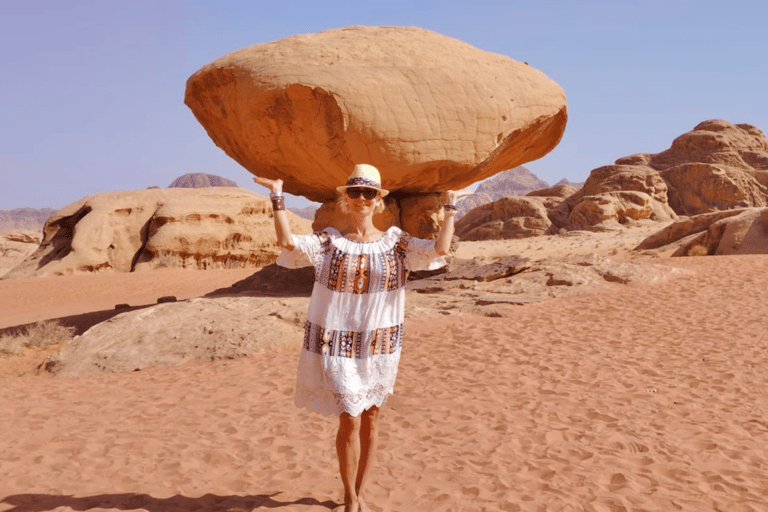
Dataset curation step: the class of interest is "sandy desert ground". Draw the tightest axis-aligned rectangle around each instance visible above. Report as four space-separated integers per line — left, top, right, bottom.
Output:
1 228 767 511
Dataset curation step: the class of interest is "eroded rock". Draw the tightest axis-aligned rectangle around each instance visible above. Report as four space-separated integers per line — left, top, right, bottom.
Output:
4 188 311 278
185 26 567 203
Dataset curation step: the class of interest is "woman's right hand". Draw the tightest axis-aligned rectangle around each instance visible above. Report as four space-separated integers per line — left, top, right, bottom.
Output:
253 176 283 196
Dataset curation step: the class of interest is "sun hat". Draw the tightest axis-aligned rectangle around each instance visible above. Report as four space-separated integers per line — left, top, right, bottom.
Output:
336 164 389 197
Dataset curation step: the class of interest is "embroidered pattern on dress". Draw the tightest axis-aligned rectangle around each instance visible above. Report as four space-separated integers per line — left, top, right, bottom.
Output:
318 245 405 294
304 321 402 359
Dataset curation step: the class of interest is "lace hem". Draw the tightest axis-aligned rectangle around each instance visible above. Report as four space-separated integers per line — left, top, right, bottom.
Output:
294 349 401 417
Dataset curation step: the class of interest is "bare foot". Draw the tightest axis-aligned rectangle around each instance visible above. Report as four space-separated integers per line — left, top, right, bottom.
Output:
333 505 358 512
358 496 372 512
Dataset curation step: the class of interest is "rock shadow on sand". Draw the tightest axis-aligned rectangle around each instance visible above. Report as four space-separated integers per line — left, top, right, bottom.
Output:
0 492 339 511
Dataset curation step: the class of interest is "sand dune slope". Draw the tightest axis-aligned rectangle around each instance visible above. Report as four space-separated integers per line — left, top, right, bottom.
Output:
1 255 767 511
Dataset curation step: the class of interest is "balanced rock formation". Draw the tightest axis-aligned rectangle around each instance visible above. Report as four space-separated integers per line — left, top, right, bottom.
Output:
185 26 567 235
3 188 311 279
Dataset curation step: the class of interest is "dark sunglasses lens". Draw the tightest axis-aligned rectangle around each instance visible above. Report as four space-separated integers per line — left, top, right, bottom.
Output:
347 188 377 200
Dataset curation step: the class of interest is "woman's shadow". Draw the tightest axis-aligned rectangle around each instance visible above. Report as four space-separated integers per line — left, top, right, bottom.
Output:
0 492 339 511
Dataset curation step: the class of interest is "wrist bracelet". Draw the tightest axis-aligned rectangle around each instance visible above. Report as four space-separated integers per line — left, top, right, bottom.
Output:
271 195 285 211
443 203 457 211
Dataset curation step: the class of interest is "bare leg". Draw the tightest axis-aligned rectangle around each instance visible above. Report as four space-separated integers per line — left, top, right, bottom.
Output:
356 406 380 512
336 413 361 512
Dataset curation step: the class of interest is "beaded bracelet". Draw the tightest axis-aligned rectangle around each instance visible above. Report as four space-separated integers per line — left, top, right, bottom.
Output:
443 203 458 211
270 194 285 211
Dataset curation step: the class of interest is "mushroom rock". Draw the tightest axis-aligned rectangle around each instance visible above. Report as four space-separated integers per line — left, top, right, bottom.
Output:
184 25 568 222
3 188 311 279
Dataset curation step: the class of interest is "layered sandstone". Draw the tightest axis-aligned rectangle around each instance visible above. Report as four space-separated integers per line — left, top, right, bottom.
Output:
463 120 768 243
3 188 311 279
185 26 567 208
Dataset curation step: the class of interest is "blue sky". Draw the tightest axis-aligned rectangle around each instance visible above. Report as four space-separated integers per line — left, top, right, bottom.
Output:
1 0 766 209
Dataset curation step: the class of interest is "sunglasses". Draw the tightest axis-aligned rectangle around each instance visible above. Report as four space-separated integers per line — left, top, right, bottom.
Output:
346 187 378 200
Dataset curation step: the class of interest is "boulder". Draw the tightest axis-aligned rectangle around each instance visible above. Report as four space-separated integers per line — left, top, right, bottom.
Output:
634 209 745 251
184 26 567 204
661 163 768 215
455 196 553 240
3 188 311 279
568 191 658 231
671 207 768 256
42 296 307 377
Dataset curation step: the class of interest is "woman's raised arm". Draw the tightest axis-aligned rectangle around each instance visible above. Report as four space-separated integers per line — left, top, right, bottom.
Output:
434 189 472 256
253 176 295 251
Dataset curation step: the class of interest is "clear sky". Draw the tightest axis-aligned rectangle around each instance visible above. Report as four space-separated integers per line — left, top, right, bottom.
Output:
1 0 766 210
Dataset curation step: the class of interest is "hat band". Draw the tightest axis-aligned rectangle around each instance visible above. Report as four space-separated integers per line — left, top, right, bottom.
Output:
345 177 381 189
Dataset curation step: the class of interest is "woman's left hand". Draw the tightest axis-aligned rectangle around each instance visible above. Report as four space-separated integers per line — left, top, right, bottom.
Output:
446 188 473 205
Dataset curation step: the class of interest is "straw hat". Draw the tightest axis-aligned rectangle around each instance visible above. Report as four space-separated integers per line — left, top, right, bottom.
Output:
336 164 389 197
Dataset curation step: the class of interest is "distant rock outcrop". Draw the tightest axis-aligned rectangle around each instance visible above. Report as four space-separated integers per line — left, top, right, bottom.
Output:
288 204 319 221
185 25 567 237
3 188 311 279
169 173 238 188
456 166 548 218
0 208 56 232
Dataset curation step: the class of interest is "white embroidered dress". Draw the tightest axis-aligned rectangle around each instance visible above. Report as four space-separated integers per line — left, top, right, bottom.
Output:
276 226 446 417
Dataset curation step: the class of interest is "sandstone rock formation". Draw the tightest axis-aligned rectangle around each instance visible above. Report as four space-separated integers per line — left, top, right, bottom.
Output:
3 188 311 279
169 173 238 188
42 296 307 377
456 120 768 243
455 196 558 240
603 120 767 220
0 230 41 278
636 207 768 256
185 26 567 235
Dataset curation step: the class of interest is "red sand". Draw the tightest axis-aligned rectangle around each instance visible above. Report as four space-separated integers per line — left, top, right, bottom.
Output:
1 255 767 511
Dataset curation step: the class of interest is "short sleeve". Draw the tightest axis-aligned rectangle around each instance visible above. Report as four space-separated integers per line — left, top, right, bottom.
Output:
399 233 447 272
275 232 326 269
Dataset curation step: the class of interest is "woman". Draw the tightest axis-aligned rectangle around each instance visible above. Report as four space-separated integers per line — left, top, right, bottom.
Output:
254 164 463 512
